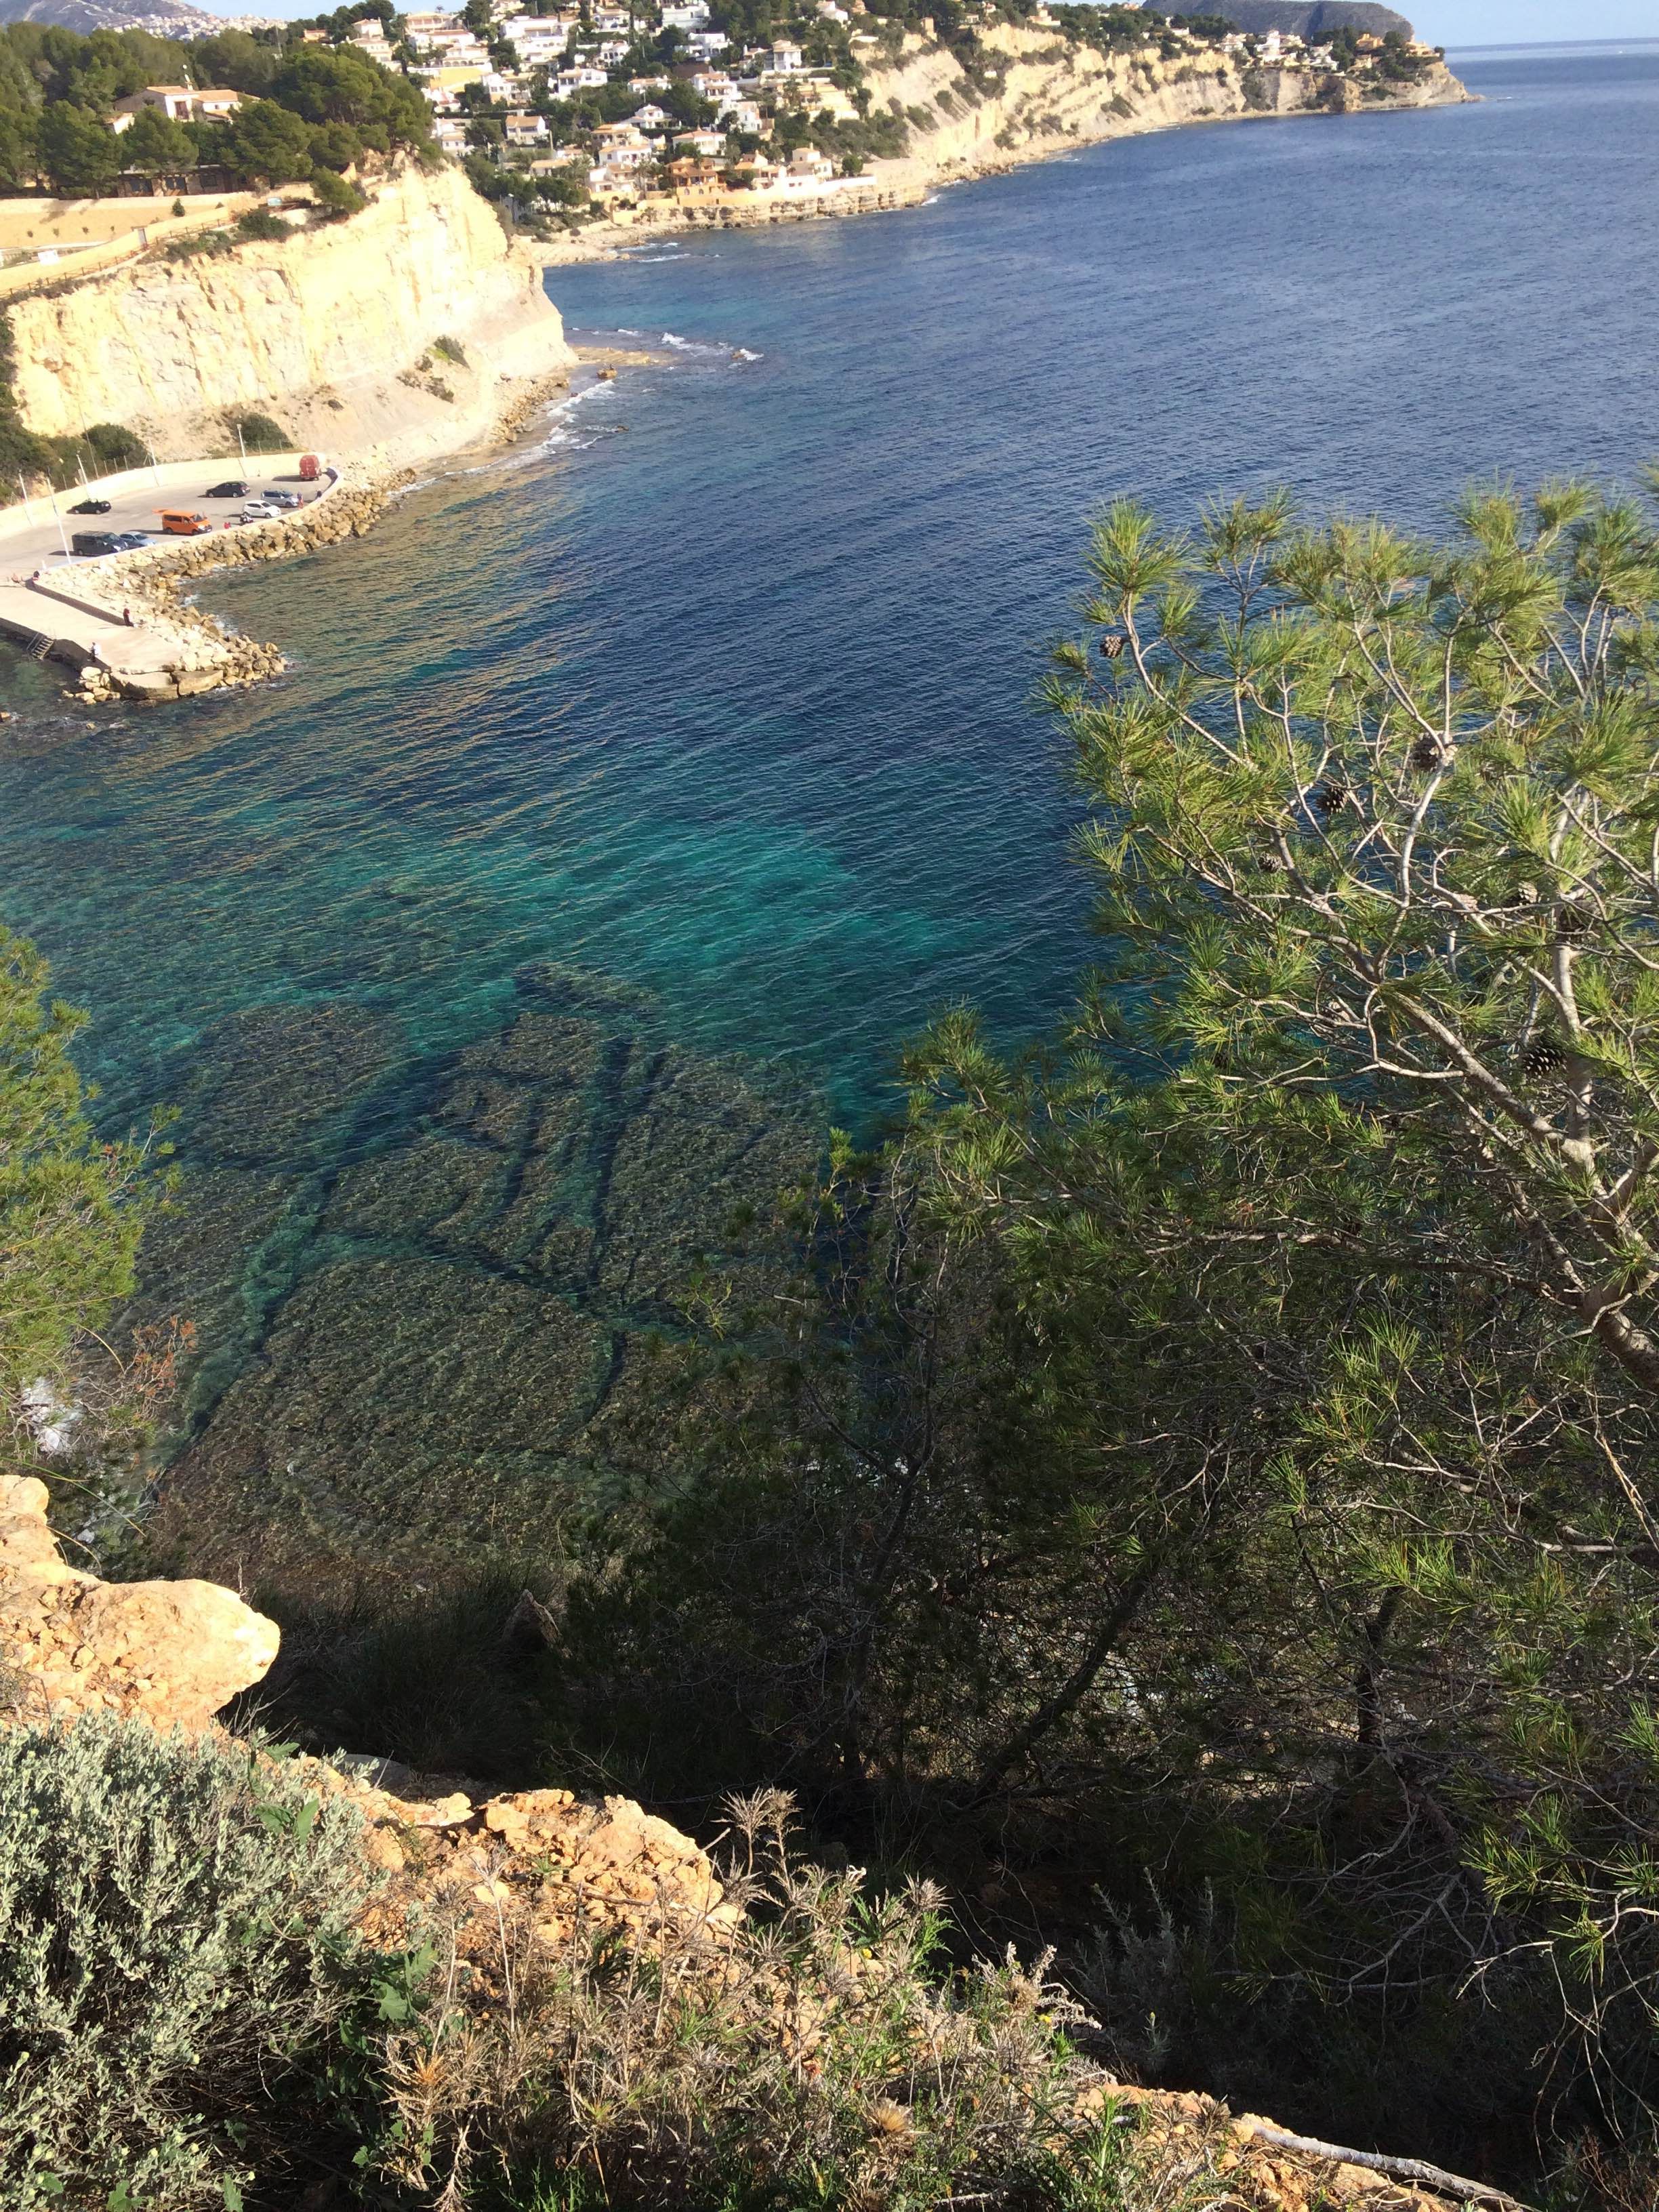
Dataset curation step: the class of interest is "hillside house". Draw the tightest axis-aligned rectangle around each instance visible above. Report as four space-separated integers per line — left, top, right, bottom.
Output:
111 85 244 127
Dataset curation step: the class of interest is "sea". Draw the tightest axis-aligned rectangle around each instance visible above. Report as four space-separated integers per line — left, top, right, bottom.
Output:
4 39 1658 1574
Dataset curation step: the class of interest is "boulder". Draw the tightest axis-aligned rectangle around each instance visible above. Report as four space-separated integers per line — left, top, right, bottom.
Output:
0 1473 279 1730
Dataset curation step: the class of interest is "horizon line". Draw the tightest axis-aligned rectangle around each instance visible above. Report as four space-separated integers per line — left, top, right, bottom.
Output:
1442 33 1659 52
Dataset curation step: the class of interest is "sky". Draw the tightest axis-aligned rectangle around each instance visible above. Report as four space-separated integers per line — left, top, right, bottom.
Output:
1422 0 1659 40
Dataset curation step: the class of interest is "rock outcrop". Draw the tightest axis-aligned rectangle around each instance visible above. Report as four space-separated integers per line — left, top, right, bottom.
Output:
0 1473 279 1729
0 1472 1518 2212
0 1473 736 1950
303 1763 740 1967
865 25 1470 193
6 164 575 475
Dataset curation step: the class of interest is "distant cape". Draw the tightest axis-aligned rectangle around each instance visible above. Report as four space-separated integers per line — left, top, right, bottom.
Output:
0 0 220 29
1210 3 1416 37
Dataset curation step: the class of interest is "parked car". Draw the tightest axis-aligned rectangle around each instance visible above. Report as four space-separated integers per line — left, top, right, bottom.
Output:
70 531 120 556
262 490 302 510
158 510 213 535
68 497 111 515
110 532 150 551
204 480 248 499
237 501 280 521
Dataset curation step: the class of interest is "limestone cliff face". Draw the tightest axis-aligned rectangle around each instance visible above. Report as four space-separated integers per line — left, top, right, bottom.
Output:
864 27 1470 188
9 163 575 467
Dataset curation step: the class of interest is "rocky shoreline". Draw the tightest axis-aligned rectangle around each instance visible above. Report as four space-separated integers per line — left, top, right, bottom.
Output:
535 43 1472 265
62 475 400 703
63 363 581 705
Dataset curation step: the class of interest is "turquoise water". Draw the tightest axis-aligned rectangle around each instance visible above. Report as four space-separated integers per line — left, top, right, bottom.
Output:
5 43 1659 1132
4 41 1658 1580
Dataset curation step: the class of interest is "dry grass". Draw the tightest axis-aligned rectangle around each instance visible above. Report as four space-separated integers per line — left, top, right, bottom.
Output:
363 1789 1168 2211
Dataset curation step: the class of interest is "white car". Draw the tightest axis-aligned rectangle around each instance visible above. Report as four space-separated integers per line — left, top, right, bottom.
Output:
237 501 280 521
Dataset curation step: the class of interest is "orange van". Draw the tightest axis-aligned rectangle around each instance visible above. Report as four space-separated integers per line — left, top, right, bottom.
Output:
159 510 213 535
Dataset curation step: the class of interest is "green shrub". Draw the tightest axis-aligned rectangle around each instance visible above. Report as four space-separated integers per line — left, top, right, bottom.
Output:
0 927 156 1425
227 409 290 454
310 166 367 220
163 228 235 262
432 333 467 366
374 1789 1132 2210
234 206 291 241
82 422 146 472
0 1718 381 2208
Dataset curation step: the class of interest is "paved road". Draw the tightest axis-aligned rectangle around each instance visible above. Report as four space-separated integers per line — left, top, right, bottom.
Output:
0 453 331 580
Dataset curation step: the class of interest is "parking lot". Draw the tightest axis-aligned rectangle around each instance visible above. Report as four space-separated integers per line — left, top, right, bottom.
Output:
0 454 335 578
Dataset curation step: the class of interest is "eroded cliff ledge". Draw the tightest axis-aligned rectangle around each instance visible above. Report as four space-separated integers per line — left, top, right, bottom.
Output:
7 163 574 471
871 26 1471 191
0 1471 1518 2212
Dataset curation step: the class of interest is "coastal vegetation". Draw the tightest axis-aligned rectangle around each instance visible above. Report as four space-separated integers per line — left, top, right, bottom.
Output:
0 927 159 1443
0 20 434 197
0 466 1644 2205
0 1717 383 2208
222 472 1659 2201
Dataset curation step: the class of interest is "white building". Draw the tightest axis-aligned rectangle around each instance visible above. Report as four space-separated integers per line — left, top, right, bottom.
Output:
504 109 550 142
504 16 569 57
110 83 244 127
684 29 730 56
661 0 711 22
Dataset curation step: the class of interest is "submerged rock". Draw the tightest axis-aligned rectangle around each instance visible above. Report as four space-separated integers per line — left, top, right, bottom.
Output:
180 1000 401 1168
134 968 819 1595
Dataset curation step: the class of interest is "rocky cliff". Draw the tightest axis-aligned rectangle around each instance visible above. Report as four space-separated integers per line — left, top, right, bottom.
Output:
862 25 1469 193
7 163 575 471
0 1469 1509 2212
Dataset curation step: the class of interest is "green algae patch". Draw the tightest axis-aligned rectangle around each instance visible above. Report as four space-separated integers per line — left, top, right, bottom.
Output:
130 968 821 1599
153 1254 611 1593
180 1002 401 1170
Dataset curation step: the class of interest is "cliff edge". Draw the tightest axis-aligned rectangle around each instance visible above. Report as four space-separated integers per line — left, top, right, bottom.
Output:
866 24 1471 196
6 163 574 473
0 1471 1515 2212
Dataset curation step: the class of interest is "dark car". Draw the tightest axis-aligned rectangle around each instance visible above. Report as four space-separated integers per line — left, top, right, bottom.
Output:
71 531 120 556
68 497 111 515
205 480 248 499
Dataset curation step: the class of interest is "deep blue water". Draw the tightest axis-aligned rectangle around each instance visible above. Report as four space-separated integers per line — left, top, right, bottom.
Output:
5 42 1658 1136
